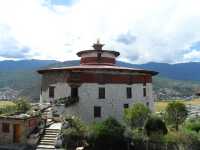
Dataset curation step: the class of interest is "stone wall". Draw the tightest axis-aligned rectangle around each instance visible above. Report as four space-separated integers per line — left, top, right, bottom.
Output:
47 82 153 123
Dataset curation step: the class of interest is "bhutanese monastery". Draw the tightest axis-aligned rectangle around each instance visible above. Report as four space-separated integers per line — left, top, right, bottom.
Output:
38 41 158 123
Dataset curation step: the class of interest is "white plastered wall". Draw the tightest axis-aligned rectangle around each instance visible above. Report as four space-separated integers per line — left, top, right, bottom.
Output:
42 82 154 123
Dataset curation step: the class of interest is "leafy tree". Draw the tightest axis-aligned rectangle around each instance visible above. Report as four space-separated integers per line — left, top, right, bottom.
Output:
165 101 187 131
124 103 150 129
62 116 87 150
89 117 126 150
14 97 31 113
145 116 168 137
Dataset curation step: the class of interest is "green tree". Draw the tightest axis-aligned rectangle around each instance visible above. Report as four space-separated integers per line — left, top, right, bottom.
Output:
15 97 31 113
145 116 168 137
124 103 150 129
89 117 126 150
62 116 87 150
165 101 187 131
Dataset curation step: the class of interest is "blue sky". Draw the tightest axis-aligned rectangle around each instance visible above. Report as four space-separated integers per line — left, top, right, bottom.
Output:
0 0 200 63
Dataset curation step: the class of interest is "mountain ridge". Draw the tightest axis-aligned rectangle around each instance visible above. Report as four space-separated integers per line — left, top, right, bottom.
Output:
0 59 199 101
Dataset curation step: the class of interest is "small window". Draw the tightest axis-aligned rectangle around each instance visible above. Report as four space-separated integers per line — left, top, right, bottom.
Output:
94 106 101 118
146 102 149 107
143 88 147 97
124 104 129 109
2 123 9 133
127 87 132 98
49 86 55 98
99 87 105 99
71 87 78 98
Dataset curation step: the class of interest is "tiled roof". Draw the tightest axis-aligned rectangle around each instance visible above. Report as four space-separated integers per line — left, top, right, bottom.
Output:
38 65 158 75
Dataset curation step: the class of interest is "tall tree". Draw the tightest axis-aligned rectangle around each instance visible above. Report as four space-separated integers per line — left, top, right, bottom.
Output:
165 101 187 131
124 103 150 129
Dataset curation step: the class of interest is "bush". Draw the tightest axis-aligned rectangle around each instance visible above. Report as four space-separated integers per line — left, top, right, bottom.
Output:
124 103 150 129
14 97 31 113
144 116 168 139
184 118 200 133
89 117 126 150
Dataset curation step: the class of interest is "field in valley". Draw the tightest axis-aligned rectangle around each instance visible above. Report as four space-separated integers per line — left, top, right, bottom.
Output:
155 99 200 112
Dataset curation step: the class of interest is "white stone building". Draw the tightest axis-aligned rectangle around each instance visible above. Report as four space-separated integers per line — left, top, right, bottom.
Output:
38 41 158 123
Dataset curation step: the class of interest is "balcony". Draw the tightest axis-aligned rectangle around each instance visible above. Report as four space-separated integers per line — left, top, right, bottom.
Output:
54 96 79 107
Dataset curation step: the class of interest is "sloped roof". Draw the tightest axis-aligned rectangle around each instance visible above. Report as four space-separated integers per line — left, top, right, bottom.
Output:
38 65 158 75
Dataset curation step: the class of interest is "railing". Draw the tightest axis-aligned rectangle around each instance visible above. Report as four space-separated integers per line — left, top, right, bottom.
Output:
54 96 79 107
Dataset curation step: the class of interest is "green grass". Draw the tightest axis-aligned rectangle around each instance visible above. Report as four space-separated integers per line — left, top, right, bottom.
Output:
0 101 17 115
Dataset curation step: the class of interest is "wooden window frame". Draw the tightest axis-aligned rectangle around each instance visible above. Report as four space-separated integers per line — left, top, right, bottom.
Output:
124 103 129 109
143 87 147 97
2 123 9 133
94 106 101 118
49 86 55 98
126 87 132 99
99 87 105 99
71 87 79 98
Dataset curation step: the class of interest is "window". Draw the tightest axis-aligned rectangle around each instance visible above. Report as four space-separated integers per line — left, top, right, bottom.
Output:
99 87 105 99
49 86 55 98
2 123 9 133
126 87 132 98
143 88 146 97
124 104 129 109
146 102 149 107
71 87 78 98
94 106 101 118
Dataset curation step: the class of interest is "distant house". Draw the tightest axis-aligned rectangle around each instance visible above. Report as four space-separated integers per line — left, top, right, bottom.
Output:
0 114 39 145
38 41 158 123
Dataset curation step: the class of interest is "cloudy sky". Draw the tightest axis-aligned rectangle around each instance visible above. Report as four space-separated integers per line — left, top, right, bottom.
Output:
0 0 200 63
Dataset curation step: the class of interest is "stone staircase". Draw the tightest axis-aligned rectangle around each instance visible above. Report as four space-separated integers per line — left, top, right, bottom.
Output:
36 122 62 150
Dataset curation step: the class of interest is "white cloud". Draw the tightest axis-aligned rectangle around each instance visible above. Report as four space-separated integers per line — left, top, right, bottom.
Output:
0 0 200 63
183 50 200 62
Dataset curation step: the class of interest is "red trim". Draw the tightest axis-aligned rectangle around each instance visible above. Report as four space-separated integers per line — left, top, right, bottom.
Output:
80 57 115 65
67 73 152 84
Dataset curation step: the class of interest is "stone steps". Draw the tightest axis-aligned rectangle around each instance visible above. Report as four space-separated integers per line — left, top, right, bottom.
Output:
44 132 58 135
36 144 55 149
36 128 60 150
36 120 62 150
39 141 56 145
41 137 57 141
40 139 56 142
